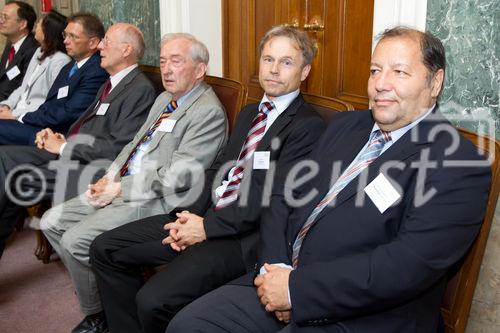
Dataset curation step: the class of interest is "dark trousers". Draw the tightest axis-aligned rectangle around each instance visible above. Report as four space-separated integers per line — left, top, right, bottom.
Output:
0 119 41 145
167 284 351 333
0 145 104 257
90 214 247 333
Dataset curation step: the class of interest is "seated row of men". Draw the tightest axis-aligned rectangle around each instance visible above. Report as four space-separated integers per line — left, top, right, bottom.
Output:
0 2 493 333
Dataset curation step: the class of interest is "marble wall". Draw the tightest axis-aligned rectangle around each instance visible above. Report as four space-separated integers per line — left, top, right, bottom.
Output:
426 1 500 332
426 0 499 140
80 0 160 65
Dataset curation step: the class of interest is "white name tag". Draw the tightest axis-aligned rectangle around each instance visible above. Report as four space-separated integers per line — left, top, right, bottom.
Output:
253 151 270 170
157 119 177 132
96 103 110 115
57 86 69 99
364 173 401 213
6 65 20 80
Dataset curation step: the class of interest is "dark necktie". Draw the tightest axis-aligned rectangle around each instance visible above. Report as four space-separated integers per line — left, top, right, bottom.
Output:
67 79 112 137
215 101 274 210
291 129 392 267
119 100 178 177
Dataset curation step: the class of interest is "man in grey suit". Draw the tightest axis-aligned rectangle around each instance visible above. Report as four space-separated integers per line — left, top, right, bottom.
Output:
0 23 155 256
40 32 228 333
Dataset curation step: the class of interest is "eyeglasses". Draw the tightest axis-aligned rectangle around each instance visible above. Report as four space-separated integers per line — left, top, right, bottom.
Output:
100 36 127 48
62 31 83 41
0 13 15 22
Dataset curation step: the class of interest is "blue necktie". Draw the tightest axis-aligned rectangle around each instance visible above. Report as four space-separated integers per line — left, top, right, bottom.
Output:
68 62 78 78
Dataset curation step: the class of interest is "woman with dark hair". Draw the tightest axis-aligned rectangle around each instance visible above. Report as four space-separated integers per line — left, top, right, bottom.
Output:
0 10 70 119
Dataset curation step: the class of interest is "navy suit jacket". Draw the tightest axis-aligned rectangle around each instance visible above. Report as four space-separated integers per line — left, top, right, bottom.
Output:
256 109 491 332
21 52 108 134
0 34 39 100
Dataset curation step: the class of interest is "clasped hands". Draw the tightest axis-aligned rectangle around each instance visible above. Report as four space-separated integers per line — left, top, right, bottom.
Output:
85 176 122 208
35 128 66 154
255 263 293 323
162 211 206 252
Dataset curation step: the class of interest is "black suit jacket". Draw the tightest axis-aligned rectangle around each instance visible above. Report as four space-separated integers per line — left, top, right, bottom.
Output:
176 94 326 271
0 34 38 100
256 109 491 332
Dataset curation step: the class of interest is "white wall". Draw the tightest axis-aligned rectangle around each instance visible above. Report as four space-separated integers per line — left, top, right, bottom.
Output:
159 0 223 76
372 0 427 49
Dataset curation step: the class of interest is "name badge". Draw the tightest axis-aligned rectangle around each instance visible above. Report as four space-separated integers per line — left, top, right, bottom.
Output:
253 151 270 170
157 119 177 132
96 103 110 115
57 86 69 99
364 173 401 213
6 65 20 80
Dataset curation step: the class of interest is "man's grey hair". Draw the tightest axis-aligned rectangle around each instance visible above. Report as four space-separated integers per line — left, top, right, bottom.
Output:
160 32 209 65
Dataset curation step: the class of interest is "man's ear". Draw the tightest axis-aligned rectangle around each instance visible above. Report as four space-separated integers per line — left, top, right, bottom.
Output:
430 69 444 98
195 62 207 80
300 64 311 82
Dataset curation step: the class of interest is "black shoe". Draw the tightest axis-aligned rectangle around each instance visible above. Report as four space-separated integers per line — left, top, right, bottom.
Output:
71 311 108 333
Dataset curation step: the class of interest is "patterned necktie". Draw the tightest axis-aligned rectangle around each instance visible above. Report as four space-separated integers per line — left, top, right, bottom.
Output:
215 101 275 210
67 79 112 137
291 129 392 267
119 100 178 177
68 62 78 78
7 46 15 65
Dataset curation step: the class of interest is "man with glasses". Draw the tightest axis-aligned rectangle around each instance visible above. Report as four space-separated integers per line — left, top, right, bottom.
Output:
0 12 108 146
0 1 38 100
0 23 156 259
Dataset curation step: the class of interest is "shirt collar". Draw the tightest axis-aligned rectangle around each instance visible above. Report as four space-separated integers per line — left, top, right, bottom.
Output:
11 35 27 53
109 64 138 92
175 82 200 107
372 104 436 145
259 89 300 115
75 55 92 69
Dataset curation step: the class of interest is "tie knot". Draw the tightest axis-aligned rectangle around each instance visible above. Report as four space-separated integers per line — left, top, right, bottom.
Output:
373 129 391 144
167 100 178 112
259 101 274 115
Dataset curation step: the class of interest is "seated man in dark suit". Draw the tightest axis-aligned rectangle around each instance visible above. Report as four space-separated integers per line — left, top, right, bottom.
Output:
166 27 493 333
0 22 156 257
90 26 326 333
0 12 108 145
0 1 38 100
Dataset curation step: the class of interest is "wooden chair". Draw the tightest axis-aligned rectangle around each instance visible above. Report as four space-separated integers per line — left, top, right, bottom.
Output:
302 92 355 116
440 128 500 333
139 64 247 131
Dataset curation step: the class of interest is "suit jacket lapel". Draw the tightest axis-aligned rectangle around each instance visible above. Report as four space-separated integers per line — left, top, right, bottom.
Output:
147 82 209 152
313 111 442 224
257 94 303 151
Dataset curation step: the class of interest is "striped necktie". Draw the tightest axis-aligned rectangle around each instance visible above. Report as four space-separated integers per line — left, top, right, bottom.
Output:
119 100 178 177
292 129 392 267
215 101 275 210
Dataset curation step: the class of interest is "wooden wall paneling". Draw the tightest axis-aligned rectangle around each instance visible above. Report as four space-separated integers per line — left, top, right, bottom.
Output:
337 0 374 109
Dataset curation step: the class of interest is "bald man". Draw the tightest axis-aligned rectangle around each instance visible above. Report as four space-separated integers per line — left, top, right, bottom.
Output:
0 22 156 257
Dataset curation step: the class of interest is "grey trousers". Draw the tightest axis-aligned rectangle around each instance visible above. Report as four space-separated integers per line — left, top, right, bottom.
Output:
40 194 168 315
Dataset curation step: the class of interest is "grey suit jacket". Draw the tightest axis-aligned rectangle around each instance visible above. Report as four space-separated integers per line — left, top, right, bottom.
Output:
108 81 228 213
1 48 71 117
